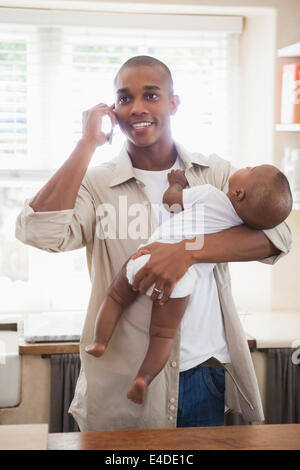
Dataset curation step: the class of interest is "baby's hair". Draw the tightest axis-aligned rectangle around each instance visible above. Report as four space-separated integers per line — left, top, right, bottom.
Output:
247 170 293 229
275 170 292 196
275 171 293 207
114 55 174 95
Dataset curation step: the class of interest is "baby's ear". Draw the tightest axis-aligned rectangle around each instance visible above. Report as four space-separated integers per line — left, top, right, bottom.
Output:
233 188 245 201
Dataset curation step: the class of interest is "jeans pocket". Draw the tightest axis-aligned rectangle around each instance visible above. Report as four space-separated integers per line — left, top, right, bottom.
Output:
203 366 225 401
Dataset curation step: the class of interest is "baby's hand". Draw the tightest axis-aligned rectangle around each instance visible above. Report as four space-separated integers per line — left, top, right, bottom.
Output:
167 169 188 188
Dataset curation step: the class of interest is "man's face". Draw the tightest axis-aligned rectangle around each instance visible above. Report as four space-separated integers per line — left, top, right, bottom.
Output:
114 65 178 148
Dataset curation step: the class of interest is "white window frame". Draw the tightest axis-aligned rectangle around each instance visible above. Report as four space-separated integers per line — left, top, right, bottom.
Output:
0 6 243 34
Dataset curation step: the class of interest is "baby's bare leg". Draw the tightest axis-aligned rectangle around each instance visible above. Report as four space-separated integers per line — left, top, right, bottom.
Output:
85 260 138 357
127 296 190 404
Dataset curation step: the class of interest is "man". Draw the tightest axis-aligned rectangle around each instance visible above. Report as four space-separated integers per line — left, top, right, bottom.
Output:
16 56 292 430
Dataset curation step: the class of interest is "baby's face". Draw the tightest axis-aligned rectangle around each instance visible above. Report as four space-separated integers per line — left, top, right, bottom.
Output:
229 164 278 191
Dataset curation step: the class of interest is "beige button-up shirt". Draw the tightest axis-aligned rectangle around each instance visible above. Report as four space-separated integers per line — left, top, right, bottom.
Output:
15 142 292 430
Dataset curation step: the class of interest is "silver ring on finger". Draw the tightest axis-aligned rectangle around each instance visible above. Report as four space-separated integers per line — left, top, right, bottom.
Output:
153 287 162 294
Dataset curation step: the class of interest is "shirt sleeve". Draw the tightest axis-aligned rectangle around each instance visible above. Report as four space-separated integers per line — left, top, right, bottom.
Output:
182 184 211 208
260 222 292 265
15 178 96 253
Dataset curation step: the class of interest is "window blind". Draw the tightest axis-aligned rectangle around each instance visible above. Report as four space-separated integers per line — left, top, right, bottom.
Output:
0 19 240 169
0 9 241 313
0 31 29 160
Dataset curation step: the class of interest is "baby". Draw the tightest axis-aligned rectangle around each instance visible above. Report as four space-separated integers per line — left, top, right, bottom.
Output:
85 164 292 404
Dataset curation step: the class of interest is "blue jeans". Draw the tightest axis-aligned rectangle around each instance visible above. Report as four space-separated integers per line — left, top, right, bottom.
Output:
177 364 225 427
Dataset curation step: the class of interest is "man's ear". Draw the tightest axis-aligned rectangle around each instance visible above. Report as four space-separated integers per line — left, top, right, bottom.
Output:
170 94 180 115
232 188 245 201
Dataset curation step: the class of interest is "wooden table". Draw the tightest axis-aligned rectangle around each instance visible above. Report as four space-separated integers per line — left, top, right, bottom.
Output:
47 424 300 450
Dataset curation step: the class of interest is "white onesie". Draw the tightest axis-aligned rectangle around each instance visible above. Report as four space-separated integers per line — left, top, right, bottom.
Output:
126 184 243 298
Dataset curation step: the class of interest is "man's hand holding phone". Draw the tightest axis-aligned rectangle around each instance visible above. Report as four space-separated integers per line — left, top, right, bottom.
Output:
82 103 118 147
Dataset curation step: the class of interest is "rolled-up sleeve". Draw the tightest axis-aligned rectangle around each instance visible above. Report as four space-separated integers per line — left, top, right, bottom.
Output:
15 180 96 253
260 221 292 265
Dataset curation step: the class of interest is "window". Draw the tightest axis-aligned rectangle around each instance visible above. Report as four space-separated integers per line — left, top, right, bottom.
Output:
0 10 241 314
0 33 28 162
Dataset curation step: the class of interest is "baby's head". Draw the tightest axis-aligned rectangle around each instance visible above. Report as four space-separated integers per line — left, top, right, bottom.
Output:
227 164 293 230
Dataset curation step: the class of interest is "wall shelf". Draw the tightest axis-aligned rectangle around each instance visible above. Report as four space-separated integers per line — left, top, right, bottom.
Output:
277 41 300 129
276 123 300 132
278 41 300 57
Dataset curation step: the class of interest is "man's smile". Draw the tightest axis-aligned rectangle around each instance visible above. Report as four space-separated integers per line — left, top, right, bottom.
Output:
129 120 156 134
131 121 153 128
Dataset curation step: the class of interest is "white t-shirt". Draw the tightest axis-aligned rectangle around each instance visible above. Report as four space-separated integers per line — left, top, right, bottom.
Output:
133 159 235 371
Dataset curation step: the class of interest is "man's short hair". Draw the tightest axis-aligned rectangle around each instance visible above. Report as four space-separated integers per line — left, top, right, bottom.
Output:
114 55 174 95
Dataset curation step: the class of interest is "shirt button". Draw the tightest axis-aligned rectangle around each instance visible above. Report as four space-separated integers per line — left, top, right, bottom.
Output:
171 361 177 367
169 405 175 411
168 415 174 421
169 397 175 404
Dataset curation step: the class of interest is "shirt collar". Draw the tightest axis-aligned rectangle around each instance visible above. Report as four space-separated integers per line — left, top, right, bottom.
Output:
108 141 210 188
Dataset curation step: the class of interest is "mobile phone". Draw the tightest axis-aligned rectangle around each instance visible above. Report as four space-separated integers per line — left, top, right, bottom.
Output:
108 127 114 144
102 114 114 144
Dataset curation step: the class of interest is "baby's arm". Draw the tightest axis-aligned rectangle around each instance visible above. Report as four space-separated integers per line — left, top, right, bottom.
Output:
163 170 188 213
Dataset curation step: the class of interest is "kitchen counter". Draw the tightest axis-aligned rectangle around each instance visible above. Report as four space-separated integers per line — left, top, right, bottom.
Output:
0 424 48 450
17 335 257 356
17 335 256 355
241 311 300 348
19 341 79 355
4 310 300 356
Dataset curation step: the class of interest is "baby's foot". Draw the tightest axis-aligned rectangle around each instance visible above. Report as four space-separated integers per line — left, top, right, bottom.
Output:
127 377 148 405
85 342 106 357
